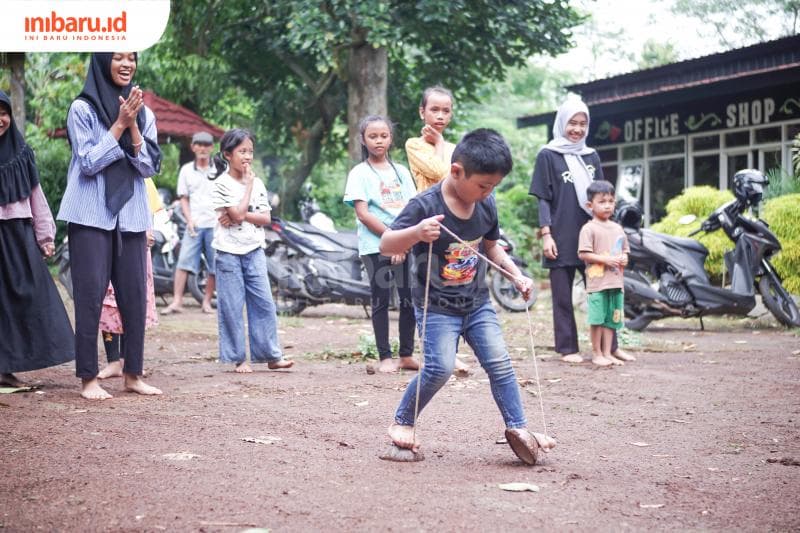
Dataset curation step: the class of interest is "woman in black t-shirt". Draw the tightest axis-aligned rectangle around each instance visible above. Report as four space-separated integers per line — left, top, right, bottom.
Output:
529 97 633 364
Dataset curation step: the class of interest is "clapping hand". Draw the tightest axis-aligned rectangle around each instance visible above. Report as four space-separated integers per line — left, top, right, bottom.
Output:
117 85 143 127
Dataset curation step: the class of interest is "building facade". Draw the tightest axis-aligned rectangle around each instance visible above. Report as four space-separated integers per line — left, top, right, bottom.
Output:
518 36 800 224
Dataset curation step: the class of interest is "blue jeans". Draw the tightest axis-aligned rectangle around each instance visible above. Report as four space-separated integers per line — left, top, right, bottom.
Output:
215 249 282 364
394 301 527 429
176 227 215 274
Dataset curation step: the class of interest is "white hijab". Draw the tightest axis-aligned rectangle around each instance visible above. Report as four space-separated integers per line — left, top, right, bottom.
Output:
544 96 595 215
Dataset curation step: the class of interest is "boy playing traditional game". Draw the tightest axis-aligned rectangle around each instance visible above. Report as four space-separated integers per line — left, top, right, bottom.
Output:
577 181 630 367
381 129 553 464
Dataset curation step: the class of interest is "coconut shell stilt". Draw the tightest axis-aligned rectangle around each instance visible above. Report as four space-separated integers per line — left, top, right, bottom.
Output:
379 444 425 462
505 428 539 465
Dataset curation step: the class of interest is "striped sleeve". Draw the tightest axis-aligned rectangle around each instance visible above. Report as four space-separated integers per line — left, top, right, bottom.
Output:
67 100 125 177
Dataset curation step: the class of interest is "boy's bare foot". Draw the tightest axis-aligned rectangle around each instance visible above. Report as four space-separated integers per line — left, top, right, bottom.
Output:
561 353 583 364
0 373 26 388
81 378 113 400
160 303 183 315
268 359 294 370
397 356 419 371
591 355 614 367
201 303 214 314
378 358 397 373
123 375 163 395
388 423 419 451
607 354 625 366
454 358 471 377
612 348 636 362
235 362 253 373
531 432 557 452
97 360 124 379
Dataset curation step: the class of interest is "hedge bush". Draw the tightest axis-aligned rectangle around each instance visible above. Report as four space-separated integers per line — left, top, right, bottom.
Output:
650 186 800 295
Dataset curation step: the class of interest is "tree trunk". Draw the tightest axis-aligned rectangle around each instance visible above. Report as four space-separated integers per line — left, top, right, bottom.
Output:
8 53 26 137
347 44 387 166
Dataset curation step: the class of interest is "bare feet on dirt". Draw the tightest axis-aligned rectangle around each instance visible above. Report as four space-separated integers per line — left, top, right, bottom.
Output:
561 353 584 364
235 362 253 373
378 358 396 373
123 375 163 395
397 356 419 371
592 355 613 367
608 354 626 366
160 303 183 316
201 303 214 314
81 378 113 400
388 423 419 452
97 360 124 379
268 359 294 370
531 432 557 452
612 348 636 362
454 358 471 377
0 373 26 388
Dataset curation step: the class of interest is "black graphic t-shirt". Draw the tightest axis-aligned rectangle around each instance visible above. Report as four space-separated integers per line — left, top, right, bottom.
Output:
529 149 605 268
390 182 500 316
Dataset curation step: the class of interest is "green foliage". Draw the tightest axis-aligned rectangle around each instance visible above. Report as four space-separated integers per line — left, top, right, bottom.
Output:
764 168 800 200
637 39 679 70
357 333 398 359
152 143 181 193
793 132 800 176
651 187 800 294
651 186 735 277
762 194 800 294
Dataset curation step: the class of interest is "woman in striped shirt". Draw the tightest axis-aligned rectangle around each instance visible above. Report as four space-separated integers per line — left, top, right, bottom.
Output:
57 52 163 400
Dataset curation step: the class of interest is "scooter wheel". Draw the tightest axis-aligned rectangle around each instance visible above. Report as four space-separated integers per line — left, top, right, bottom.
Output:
759 273 800 328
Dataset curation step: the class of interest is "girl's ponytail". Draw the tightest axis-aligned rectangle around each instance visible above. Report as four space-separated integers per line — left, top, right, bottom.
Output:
211 151 227 179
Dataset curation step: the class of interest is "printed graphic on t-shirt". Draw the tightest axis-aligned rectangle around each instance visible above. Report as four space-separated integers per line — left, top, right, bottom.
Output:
380 177 405 211
587 234 625 278
441 238 480 286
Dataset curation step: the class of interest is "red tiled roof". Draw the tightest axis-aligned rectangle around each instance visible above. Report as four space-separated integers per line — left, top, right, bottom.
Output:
51 91 224 141
142 91 224 140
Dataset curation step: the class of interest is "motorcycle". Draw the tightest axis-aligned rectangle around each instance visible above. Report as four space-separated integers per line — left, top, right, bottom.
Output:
52 188 209 304
289 184 536 313
264 213 371 316
619 169 800 330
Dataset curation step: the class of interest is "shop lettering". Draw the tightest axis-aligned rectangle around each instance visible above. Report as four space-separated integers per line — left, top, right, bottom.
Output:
624 114 679 142
726 98 775 127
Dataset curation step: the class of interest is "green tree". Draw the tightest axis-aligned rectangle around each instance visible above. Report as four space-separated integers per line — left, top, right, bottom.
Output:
137 0 584 214
637 39 679 69
671 0 800 48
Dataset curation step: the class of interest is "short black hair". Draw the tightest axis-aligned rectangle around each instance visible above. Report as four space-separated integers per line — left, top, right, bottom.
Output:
451 128 512 178
586 180 615 201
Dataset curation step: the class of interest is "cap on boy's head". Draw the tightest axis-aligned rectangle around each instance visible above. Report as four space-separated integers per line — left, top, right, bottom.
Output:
452 128 512 177
586 180 615 200
191 131 214 145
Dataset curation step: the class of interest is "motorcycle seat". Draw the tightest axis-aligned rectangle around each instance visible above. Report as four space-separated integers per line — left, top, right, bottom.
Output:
642 230 707 255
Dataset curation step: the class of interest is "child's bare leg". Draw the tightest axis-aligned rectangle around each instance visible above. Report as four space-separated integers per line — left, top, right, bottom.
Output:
388 423 419 451
603 328 623 365
0 373 26 387
235 361 253 373
378 358 397 373
590 325 612 367
81 378 113 400
98 359 124 379
397 355 419 370
123 374 163 395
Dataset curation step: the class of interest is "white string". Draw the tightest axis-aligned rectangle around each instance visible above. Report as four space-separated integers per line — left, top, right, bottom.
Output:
412 243 433 445
436 222 550 437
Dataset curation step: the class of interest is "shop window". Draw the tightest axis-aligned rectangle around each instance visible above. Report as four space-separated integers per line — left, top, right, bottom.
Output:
622 144 643 160
755 126 781 144
725 130 749 147
648 158 685 223
597 148 618 163
727 153 750 188
762 149 782 174
648 139 684 157
788 123 800 140
692 134 719 151
618 164 643 203
693 154 719 188
602 164 618 183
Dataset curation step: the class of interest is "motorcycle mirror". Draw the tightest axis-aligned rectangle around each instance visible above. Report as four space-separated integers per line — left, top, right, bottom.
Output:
678 214 697 225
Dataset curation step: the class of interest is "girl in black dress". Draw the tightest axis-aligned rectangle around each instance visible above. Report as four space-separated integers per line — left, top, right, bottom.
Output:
0 90 74 386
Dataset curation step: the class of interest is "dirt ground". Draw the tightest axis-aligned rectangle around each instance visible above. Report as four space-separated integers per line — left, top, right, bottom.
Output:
2 288 799 532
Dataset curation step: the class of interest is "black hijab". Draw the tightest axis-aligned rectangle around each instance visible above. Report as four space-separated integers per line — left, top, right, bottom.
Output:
0 90 39 207
75 52 161 215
